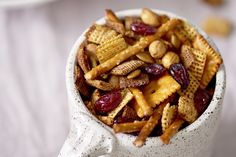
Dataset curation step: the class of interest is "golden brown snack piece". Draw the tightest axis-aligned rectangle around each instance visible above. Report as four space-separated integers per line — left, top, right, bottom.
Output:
136 51 155 63
108 89 134 119
86 101 96 115
89 55 98 68
98 116 114 126
108 75 120 89
129 88 153 116
96 34 128 63
188 47 207 81
173 27 192 46
161 103 177 132
127 69 141 79
120 73 149 88
77 41 91 73
86 43 99 68
105 9 122 23
160 39 175 50
202 16 232 37
141 8 161 27
131 99 145 118
155 19 182 37
134 103 167 147
203 0 224 6
143 74 181 108
105 9 125 34
86 24 117 44
160 118 184 144
91 89 101 105
149 40 167 59
113 121 147 133
178 95 198 123
178 72 200 97
86 79 115 91
162 51 180 69
74 65 90 97
170 33 181 49
180 21 198 42
180 45 195 69
110 60 145 75
86 43 97 57
84 19 181 80
193 35 222 88
160 15 170 24
106 20 125 35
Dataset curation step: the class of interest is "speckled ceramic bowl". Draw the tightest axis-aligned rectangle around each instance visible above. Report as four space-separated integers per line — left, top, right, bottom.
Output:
59 9 226 157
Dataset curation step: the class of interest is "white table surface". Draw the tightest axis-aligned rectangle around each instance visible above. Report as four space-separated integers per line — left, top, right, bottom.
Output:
0 0 235 156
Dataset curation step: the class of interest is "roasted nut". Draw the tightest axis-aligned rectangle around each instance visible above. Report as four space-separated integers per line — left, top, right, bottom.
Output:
141 8 161 27
162 51 180 69
127 69 141 79
149 40 167 59
170 34 181 49
136 51 155 63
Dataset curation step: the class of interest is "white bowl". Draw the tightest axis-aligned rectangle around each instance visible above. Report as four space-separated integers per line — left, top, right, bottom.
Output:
59 9 226 157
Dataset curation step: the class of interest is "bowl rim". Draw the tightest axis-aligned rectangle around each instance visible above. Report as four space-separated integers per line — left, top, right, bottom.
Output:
65 9 226 146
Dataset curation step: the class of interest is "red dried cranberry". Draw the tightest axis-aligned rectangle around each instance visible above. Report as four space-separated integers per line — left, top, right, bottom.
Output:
130 22 156 35
144 64 166 77
194 88 211 115
169 63 190 89
114 116 128 124
95 90 122 114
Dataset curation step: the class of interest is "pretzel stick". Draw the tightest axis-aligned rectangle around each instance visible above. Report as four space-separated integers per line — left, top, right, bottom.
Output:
84 19 181 80
113 121 147 133
134 103 167 147
160 118 184 144
131 100 145 118
98 116 114 126
129 88 153 116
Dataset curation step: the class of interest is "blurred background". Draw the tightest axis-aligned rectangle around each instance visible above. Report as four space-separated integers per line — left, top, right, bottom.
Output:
0 0 235 156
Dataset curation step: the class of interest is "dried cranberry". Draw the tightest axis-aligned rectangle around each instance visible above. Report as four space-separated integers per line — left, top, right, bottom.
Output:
95 90 122 114
194 88 211 115
169 63 190 89
144 64 166 77
130 22 156 35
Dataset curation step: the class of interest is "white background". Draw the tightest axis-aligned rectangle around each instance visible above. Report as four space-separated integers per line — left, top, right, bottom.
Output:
0 0 235 156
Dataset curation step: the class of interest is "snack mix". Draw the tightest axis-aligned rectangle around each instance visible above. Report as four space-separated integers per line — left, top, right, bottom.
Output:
74 8 222 147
